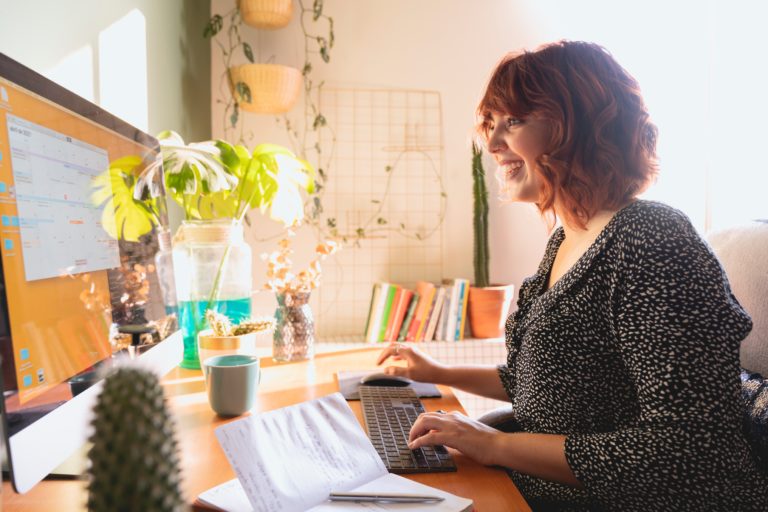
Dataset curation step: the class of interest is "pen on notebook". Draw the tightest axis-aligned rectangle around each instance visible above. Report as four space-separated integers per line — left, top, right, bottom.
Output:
329 491 445 503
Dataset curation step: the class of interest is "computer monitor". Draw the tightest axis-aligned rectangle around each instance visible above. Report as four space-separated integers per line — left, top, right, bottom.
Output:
0 53 182 493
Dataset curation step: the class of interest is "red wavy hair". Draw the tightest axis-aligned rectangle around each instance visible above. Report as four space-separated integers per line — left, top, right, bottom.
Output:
477 41 659 229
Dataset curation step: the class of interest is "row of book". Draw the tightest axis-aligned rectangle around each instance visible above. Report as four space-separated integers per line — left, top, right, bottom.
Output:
363 278 471 343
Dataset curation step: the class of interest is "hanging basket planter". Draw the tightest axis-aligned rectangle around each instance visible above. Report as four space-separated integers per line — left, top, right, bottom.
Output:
229 63 302 114
238 0 294 30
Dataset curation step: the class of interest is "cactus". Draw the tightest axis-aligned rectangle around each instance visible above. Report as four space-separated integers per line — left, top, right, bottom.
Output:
206 309 275 336
472 142 490 288
86 367 185 512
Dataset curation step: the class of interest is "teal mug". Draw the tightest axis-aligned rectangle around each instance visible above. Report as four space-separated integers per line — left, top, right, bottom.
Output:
203 354 260 417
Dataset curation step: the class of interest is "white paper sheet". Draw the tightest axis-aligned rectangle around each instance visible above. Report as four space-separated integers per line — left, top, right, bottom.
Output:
214 392 388 512
199 473 474 512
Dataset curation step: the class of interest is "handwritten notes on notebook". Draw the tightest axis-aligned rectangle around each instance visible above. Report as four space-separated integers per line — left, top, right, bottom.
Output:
200 392 472 512
214 393 385 511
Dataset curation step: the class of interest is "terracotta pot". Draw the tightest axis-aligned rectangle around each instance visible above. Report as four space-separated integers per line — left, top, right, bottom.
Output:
238 0 293 29
468 284 514 339
229 64 302 114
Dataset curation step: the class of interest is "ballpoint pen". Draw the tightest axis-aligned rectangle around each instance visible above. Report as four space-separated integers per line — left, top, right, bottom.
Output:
328 491 445 503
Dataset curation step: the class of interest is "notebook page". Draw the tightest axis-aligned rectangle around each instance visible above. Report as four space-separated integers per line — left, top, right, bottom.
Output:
199 474 474 512
214 392 387 512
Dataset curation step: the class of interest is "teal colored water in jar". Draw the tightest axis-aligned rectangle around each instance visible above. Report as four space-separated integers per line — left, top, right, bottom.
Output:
172 220 252 369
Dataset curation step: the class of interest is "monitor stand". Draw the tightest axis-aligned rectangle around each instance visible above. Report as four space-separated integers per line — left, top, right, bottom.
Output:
47 442 89 478
1 418 87 479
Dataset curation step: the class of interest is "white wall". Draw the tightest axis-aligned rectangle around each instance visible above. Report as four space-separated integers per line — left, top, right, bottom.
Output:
0 0 211 146
210 0 768 335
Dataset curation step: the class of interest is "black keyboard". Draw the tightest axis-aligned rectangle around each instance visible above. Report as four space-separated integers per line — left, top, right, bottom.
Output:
359 385 457 474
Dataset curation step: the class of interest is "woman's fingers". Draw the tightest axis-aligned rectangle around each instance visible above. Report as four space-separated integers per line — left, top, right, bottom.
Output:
408 412 451 443
408 430 446 450
375 343 399 365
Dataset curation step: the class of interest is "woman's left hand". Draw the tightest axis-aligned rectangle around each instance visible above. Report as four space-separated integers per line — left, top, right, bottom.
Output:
407 410 501 466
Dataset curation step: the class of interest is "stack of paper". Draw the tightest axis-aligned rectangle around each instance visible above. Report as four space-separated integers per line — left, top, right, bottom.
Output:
197 393 473 512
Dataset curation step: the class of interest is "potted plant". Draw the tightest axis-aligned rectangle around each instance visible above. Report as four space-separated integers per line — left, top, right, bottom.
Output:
467 142 514 338
197 309 275 369
92 131 314 368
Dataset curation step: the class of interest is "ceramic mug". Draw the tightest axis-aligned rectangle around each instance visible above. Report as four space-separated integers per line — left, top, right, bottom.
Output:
203 354 260 417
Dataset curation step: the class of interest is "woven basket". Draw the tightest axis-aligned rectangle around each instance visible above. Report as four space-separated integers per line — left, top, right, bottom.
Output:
238 0 293 29
229 64 302 114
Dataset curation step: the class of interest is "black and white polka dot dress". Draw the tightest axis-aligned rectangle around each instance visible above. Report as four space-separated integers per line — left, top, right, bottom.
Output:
497 200 768 511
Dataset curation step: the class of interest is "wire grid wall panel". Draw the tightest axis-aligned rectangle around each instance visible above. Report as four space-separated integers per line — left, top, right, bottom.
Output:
314 88 446 338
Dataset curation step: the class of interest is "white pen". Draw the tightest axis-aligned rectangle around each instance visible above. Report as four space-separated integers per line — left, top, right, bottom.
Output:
329 491 445 503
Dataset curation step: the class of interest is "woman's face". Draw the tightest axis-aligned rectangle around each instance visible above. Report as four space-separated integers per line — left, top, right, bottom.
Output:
485 110 550 203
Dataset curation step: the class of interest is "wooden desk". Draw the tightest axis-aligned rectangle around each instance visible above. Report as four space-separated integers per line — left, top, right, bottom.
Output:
3 348 530 511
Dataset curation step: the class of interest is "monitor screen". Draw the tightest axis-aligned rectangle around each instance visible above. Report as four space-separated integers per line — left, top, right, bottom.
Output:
0 52 182 493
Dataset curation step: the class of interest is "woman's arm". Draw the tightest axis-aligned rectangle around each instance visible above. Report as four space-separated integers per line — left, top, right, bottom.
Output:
407 411 581 487
376 344 510 401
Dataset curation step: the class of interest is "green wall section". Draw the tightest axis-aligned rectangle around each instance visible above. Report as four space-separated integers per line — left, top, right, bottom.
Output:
0 0 211 141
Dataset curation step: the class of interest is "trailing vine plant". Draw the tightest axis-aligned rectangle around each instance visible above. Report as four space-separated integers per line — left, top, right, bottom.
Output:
274 0 336 239
203 1 446 246
204 7 254 145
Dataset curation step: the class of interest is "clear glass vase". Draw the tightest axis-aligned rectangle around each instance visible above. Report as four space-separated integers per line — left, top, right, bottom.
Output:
272 292 314 362
172 220 252 369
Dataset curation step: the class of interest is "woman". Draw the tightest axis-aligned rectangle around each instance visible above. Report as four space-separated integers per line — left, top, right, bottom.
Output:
376 41 768 511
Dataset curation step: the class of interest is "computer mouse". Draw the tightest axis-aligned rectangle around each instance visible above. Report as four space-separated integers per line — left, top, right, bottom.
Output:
359 372 413 387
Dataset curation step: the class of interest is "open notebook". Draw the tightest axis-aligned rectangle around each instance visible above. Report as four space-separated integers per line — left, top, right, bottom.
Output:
196 393 472 512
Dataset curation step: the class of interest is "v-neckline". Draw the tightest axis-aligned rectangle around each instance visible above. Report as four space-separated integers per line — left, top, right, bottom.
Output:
538 200 641 300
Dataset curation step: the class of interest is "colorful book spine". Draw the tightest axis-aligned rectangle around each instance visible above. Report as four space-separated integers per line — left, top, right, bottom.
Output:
435 285 451 341
377 284 399 342
365 283 391 343
397 292 419 341
385 288 412 342
455 278 470 340
407 281 436 342
423 286 446 342
444 280 461 341
363 283 383 343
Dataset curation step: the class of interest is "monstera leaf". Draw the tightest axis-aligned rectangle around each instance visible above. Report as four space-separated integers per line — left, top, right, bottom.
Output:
94 132 316 242
91 156 160 242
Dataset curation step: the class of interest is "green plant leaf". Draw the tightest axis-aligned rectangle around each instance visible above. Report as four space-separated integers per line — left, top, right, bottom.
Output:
313 0 323 20
329 18 335 47
312 114 326 129
197 190 238 219
203 14 223 38
92 156 160 242
215 140 244 178
243 42 254 63
230 103 239 128
235 81 251 103
302 62 312 76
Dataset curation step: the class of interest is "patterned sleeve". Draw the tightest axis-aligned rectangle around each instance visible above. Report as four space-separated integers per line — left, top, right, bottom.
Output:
564 210 753 506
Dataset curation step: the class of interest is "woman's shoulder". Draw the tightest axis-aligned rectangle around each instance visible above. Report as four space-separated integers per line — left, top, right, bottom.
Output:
612 200 696 236
604 200 701 251
603 200 708 264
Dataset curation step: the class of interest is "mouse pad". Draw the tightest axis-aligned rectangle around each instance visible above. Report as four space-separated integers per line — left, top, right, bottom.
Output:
336 371 442 400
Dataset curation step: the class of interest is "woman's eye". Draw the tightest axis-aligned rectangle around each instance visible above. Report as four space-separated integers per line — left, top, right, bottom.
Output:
505 117 523 128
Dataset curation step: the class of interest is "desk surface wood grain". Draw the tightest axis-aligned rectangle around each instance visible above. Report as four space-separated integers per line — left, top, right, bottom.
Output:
3 347 530 511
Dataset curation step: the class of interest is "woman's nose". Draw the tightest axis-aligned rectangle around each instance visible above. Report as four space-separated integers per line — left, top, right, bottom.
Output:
487 130 506 153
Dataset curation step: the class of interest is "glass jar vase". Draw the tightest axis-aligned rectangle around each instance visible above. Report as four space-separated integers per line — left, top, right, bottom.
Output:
172 220 252 369
272 292 314 362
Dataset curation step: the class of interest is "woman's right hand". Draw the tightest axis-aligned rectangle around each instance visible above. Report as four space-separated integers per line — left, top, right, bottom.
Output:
375 342 448 384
